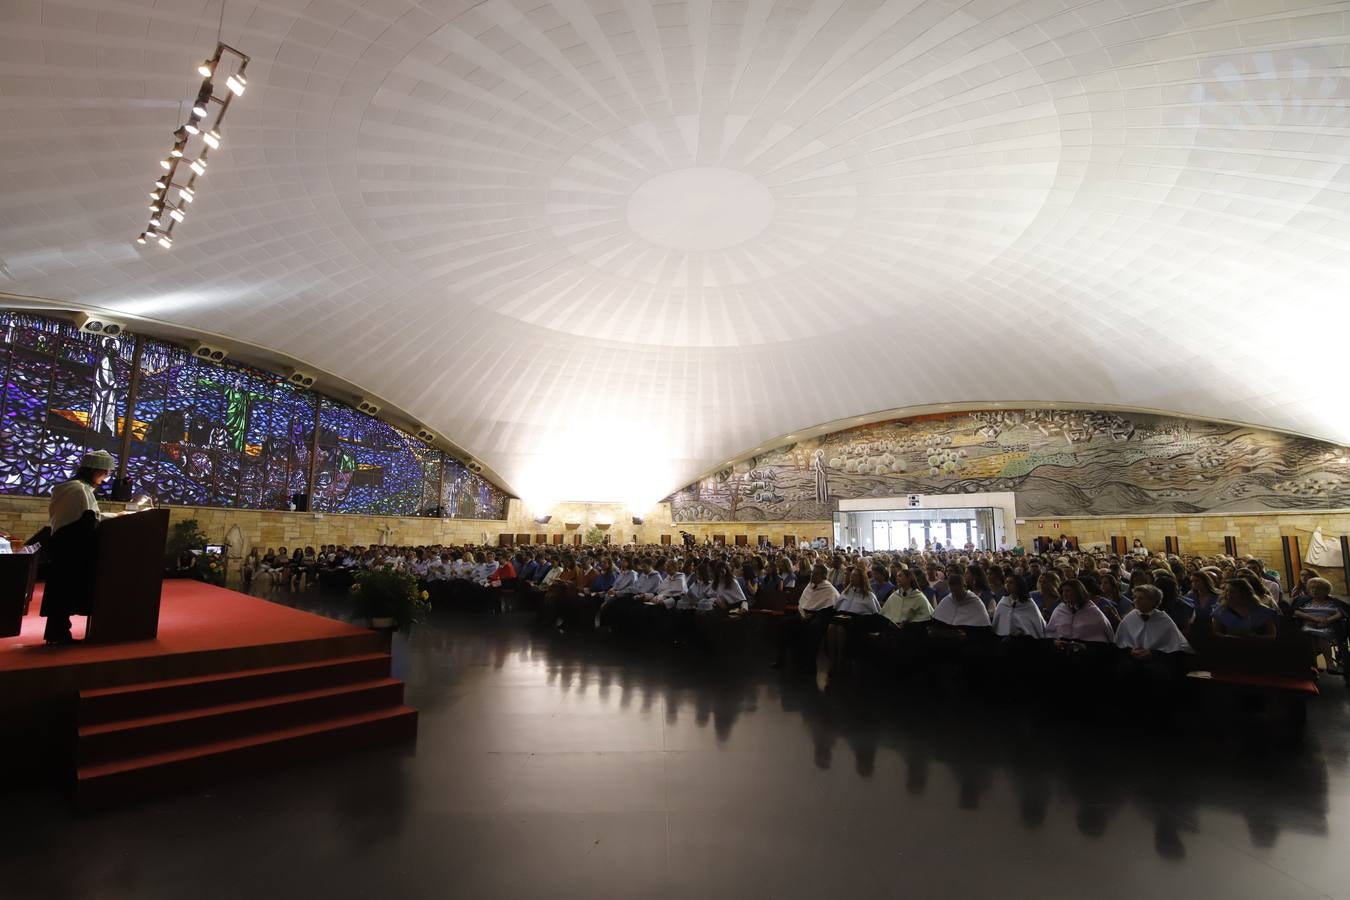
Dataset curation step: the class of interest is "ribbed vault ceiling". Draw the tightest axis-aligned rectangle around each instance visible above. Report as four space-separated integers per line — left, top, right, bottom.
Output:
1 0 1348 507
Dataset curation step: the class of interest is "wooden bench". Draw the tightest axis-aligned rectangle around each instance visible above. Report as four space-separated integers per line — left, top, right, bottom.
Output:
1188 630 1319 743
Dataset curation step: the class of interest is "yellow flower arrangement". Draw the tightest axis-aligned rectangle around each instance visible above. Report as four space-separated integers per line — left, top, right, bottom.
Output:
420 590 430 601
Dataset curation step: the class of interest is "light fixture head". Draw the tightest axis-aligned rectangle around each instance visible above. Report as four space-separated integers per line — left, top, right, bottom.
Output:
149 190 161 199
157 235 173 248
148 200 162 211
159 157 173 170
192 81 213 117
179 186 195 203
188 158 207 176
170 140 186 158
225 72 247 96
149 216 163 228
169 207 185 223
202 129 221 150
154 177 167 189
197 59 215 78
136 233 148 244
184 117 201 135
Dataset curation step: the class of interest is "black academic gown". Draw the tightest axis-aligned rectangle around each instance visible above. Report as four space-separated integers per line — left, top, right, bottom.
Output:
40 509 98 620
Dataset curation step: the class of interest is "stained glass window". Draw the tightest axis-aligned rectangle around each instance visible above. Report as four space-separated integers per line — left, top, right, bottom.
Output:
0 312 132 496
1 311 508 519
441 457 509 520
313 399 427 516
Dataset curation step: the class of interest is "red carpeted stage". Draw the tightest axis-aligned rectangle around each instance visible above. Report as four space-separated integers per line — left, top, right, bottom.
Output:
1 581 417 807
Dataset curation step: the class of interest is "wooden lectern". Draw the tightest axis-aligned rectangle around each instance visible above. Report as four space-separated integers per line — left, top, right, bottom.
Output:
85 508 171 644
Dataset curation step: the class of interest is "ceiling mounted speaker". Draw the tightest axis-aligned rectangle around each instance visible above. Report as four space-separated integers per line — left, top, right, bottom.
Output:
73 312 126 338
415 427 436 443
189 341 228 362
631 516 644 525
285 368 317 388
467 460 482 473
356 397 380 415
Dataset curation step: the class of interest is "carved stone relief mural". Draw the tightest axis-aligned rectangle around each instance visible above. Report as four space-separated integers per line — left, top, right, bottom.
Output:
668 410 1350 522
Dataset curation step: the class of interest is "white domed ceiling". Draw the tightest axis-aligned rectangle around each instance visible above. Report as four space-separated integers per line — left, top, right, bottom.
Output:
1 0 1348 508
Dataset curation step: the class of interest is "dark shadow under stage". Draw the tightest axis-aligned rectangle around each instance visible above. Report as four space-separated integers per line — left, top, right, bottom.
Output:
1 581 416 806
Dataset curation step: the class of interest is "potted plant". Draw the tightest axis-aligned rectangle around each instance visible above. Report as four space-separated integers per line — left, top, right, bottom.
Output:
195 550 225 586
351 566 431 631
165 519 208 577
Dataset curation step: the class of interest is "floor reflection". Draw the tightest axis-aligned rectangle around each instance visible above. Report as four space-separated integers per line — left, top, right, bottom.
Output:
2 586 1342 899
404 606 1338 861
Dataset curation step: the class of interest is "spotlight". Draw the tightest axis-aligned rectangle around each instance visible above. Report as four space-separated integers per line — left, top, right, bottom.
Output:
169 207 185 223
149 190 161 199
157 235 173 248
225 72 247 96
136 233 148 244
184 115 202 135
170 141 186 158
197 59 215 77
149 216 162 228
188 158 207 176
202 129 221 150
179 186 195 203
159 157 173 170
154 177 167 189
192 81 213 117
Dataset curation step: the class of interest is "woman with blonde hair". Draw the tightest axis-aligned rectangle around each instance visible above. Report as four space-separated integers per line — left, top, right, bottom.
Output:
1030 571 1061 618
1213 577 1278 639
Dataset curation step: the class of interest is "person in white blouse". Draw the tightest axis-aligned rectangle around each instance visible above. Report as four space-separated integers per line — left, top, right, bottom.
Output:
1113 584 1192 728
701 561 748 613
1045 579 1114 644
1114 585 1191 656
776 564 839 672
932 573 992 628
650 558 689 609
826 568 881 676
991 574 1046 639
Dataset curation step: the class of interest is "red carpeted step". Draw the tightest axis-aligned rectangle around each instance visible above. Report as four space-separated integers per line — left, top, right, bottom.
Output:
78 678 406 766
79 653 394 725
77 705 419 808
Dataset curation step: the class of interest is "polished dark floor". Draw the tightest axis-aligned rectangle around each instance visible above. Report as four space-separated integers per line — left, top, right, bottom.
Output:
3 588 1349 900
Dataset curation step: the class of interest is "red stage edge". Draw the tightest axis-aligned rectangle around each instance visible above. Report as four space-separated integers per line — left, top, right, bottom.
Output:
0 581 417 808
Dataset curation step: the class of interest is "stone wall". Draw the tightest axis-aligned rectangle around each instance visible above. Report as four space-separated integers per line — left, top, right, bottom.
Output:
1021 510 1350 594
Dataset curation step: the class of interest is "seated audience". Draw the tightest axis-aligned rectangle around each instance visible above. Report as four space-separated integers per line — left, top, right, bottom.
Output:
1292 577 1344 667
1212 577 1278 640
880 568 932 627
991 574 1046 639
932 573 992 628
1046 579 1114 643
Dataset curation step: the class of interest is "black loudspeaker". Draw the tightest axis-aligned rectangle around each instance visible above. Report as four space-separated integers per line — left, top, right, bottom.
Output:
631 516 643 525
291 492 310 512
110 477 134 502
